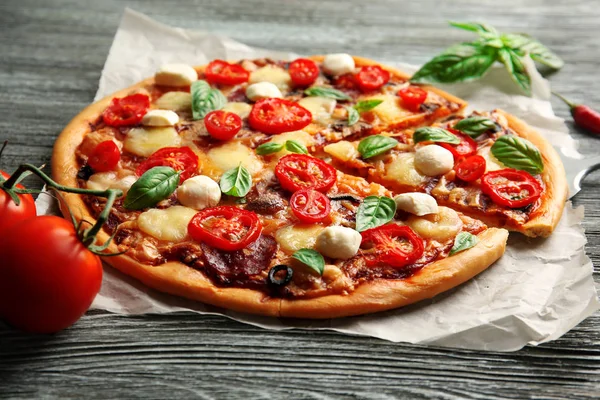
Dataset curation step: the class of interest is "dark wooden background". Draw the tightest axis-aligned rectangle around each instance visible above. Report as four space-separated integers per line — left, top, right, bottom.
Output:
1 0 599 398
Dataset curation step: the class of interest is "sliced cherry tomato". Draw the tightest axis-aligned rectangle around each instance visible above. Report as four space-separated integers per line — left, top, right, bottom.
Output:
136 146 199 182
204 110 242 140
481 169 543 208
360 224 424 268
397 86 428 112
0 171 36 234
290 188 331 223
455 155 486 182
205 60 249 85
275 154 337 193
289 58 319 87
440 130 478 158
249 98 312 134
355 65 390 92
88 140 121 172
188 206 262 251
334 74 357 90
102 93 150 127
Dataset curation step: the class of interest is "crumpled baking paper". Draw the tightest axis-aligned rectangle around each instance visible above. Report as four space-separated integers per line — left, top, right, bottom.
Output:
37 8 599 351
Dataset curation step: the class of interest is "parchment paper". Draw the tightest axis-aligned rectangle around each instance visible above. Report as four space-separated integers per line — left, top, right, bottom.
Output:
37 8 599 351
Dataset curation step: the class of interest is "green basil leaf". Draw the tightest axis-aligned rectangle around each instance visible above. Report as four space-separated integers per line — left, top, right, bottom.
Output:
304 86 352 101
449 232 479 256
354 99 383 114
498 47 531 96
219 164 252 197
355 196 396 232
449 21 498 35
285 140 308 154
357 135 399 159
413 127 460 144
124 166 180 210
292 248 325 275
502 34 564 70
347 106 360 126
491 135 544 175
453 116 499 138
191 80 226 120
256 142 284 155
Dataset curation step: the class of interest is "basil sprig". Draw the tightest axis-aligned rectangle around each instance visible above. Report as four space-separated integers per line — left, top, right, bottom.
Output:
219 164 252 197
355 196 396 232
412 127 460 144
449 232 479 256
491 135 544 175
347 99 383 126
292 248 325 275
304 86 351 101
357 135 399 159
255 140 308 155
124 166 180 210
453 116 499 138
191 80 227 120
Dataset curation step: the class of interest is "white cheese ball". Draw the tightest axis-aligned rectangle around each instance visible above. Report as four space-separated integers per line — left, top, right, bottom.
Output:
154 64 198 87
414 145 454 176
176 175 221 210
245 82 283 102
141 110 180 127
394 192 439 216
315 226 362 260
322 53 355 76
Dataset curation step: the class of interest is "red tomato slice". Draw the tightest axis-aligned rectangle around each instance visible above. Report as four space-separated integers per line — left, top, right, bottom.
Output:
481 169 543 208
88 140 121 172
188 206 262 251
360 224 424 268
290 188 331 223
275 154 337 193
355 65 390 92
334 74 357 90
136 146 199 182
102 94 150 127
289 58 319 87
397 86 428 112
440 130 478 158
204 110 242 140
455 155 486 182
205 60 249 85
249 98 312 134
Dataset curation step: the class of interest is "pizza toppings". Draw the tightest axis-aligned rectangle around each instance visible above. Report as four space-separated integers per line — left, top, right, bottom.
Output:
155 63 198 87
414 145 454 176
248 98 312 134
455 155 486 182
360 224 424 268
245 82 283 101
205 60 249 85
136 146 199 182
86 172 136 195
176 175 221 210
204 110 242 140
397 86 428 112
481 169 542 208
355 65 390 92
267 265 294 287
88 140 120 172
393 192 439 216
439 130 478 158
124 126 182 157
275 154 337 192
315 226 362 260
102 94 150 127
406 207 463 242
124 166 180 210
357 135 399 159
137 206 197 242
322 53 355 76
289 58 319 87
290 188 331 223
141 109 180 127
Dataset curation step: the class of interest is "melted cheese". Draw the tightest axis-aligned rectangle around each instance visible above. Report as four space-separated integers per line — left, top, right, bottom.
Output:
406 206 463 242
275 224 325 253
222 102 252 118
207 141 263 176
384 152 427 187
268 130 315 157
124 127 181 157
249 65 292 91
297 96 336 124
362 94 412 122
154 92 192 112
137 206 198 242
478 145 504 172
86 172 137 195
324 141 359 162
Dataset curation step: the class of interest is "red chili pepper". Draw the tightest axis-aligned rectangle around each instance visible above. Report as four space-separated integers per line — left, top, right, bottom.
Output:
553 92 600 135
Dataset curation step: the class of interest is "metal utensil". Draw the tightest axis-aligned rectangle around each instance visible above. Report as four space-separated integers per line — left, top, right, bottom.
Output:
558 147 600 198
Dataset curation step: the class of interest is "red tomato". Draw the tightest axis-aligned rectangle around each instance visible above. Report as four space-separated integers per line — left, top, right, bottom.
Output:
88 140 121 172
205 60 249 85
275 154 337 193
249 98 312 134
355 65 390 92
481 169 543 208
188 206 262 251
290 188 331 223
136 146 199 182
289 58 319 87
102 93 150 127
398 86 428 112
0 171 36 233
204 110 242 141
455 155 486 182
360 224 424 268
0 216 102 333
334 74 357 90
440 130 478 158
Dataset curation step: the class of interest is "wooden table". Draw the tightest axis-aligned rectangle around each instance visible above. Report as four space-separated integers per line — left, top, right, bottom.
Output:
1 0 599 397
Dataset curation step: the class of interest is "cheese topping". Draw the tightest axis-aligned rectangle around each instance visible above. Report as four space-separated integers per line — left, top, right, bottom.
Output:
362 94 412 122
406 206 463 242
245 82 283 101
154 92 192 112
207 141 263 176
322 54 355 76
384 152 427 187
275 224 325 253
394 193 439 216
297 96 337 124
86 173 137 195
124 127 181 157
323 141 359 162
176 175 221 210
142 110 180 127
249 65 292 91
222 102 252 118
137 206 198 242
414 145 454 176
315 226 361 260
154 64 198 87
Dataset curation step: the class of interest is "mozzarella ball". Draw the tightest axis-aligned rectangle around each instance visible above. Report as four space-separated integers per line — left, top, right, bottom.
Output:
176 175 221 210
154 64 198 87
141 110 180 127
394 192 439 216
245 82 283 101
322 53 355 76
414 145 454 176
315 226 362 260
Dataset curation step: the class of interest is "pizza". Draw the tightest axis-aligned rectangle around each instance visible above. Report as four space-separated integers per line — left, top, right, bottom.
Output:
51 55 566 318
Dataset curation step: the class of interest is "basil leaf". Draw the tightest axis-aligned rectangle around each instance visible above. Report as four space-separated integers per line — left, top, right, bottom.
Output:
292 248 325 275
453 116 499 138
449 232 479 256
124 166 180 210
220 164 252 197
491 135 544 175
413 127 460 144
502 34 564 70
191 80 226 120
498 47 531 96
354 99 383 114
304 86 351 101
450 21 497 35
355 196 396 232
347 106 360 126
357 135 399 159
256 142 284 155
285 140 308 154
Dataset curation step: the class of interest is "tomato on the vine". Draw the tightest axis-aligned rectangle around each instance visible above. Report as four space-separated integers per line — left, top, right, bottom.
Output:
0 171 36 233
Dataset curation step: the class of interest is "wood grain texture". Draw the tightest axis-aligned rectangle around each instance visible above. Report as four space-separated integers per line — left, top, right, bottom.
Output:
0 0 599 398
